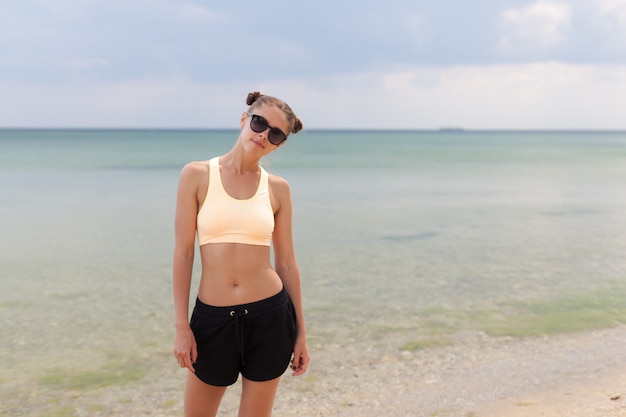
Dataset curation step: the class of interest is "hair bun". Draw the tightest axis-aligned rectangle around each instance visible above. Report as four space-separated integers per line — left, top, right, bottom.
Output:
292 117 303 134
246 91 263 106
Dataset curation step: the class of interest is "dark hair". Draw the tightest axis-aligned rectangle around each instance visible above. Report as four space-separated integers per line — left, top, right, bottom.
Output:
246 91 303 134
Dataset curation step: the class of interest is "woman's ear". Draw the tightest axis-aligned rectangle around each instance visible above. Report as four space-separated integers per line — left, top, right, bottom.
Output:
240 112 247 128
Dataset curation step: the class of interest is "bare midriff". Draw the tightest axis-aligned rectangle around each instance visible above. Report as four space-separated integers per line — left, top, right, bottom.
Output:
197 243 283 307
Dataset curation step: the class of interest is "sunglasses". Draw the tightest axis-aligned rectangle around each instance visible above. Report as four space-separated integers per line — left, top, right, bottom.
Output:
247 112 288 145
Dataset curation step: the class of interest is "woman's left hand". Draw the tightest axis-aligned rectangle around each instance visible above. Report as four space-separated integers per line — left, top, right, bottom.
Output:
291 335 310 376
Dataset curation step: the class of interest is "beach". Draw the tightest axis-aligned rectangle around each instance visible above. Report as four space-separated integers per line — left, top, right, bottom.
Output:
1 129 625 416
283 327 626 417
4 326 625 416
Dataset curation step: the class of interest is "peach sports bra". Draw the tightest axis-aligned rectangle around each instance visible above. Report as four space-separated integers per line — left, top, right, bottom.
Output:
196 157 274 246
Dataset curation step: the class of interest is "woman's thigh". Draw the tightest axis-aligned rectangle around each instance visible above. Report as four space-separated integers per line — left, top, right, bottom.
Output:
238 376 281 417
184 372 228 417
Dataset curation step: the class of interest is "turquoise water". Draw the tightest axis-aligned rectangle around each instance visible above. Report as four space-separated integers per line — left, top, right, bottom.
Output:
1 129 626 413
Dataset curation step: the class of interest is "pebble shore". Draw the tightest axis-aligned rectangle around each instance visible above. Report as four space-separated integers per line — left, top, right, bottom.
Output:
15 325 624 417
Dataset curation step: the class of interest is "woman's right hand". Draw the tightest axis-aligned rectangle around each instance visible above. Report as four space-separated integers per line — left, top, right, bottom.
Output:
173 325 197 373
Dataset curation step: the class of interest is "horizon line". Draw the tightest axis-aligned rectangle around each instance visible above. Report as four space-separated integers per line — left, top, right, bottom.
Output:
1 127 626 133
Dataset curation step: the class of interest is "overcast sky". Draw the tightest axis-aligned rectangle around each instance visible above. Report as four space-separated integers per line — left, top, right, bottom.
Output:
1 0 626 129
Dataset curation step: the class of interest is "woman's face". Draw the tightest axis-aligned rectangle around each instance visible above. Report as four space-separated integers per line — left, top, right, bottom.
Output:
239 105 290 155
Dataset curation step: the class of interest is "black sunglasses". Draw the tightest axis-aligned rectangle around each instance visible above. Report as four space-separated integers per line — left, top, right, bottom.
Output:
247 112 288 145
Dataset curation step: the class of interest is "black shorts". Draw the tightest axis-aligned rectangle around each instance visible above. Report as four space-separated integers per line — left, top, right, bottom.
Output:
189 287 297 386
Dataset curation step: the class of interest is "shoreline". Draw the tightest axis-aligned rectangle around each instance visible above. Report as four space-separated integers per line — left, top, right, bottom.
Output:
9 326 625 417
275 326 626 417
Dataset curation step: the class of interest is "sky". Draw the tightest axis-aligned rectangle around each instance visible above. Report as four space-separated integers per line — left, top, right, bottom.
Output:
1 0 626 129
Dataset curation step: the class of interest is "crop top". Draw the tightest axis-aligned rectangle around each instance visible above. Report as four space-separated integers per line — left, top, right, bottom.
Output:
196 157 274 246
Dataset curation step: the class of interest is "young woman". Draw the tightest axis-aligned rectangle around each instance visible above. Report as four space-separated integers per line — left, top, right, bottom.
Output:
172 92 310 417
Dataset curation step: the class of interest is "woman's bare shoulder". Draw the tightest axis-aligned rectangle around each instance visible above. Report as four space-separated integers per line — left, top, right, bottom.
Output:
180 160 210 176
183 160 211 171
178 161 211 189
268 173 291 194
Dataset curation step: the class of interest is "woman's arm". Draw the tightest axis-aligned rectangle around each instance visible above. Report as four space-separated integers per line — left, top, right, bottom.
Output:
172 162 203 372
271 175 310 376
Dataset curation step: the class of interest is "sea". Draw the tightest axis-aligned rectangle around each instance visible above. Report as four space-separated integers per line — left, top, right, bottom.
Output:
1 129 625 414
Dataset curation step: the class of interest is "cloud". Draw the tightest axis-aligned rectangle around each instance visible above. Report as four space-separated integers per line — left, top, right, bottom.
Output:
595 0 626 33
0 77 241 128
285 62 626 129
2 1 626 129
177 3 224 21
237 63 626 130
60 58 110 70
596 0 626 15
3 63 625 129
500 1 572 52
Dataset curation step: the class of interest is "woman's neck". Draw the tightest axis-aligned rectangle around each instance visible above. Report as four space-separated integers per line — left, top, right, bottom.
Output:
219 148 260 174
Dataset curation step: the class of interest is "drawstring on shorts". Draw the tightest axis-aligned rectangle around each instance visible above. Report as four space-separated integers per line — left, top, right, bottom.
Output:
230 308 249 365
191 288 290 372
